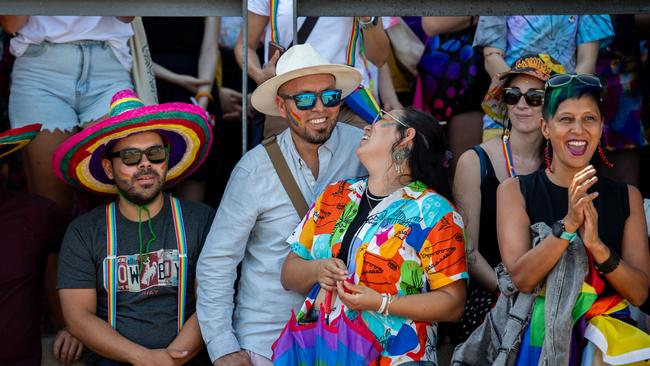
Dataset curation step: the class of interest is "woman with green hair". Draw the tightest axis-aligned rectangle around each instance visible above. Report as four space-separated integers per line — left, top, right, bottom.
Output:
497 74 650 365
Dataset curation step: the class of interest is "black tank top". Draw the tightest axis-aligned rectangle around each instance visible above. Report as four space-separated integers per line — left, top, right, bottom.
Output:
518 170 630 296
471 146 502 268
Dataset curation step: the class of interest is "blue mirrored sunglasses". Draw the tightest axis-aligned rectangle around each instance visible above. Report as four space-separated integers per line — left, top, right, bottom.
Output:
279 89 342 110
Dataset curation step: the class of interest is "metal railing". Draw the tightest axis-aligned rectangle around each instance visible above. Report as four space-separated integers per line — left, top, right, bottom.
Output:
2 0 650 154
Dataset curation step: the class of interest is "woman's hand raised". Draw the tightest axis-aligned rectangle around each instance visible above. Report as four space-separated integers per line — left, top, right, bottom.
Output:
579 200 601 250
564 165 599 233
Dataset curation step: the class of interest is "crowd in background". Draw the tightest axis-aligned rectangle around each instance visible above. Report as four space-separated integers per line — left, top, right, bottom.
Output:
1 10 650 366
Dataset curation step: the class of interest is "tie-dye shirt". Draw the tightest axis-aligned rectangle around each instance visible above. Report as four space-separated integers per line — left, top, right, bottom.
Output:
473 15 614 72
288 178 468 365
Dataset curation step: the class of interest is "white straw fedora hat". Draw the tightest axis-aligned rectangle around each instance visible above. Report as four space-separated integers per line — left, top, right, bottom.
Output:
251 43 362 116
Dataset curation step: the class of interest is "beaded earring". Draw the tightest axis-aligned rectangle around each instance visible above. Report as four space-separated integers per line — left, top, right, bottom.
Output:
544 140 552 172
597 144 614 168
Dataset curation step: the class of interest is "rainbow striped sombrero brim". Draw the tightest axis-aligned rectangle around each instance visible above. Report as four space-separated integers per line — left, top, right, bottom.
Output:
0 123 42 159
52 90 213 195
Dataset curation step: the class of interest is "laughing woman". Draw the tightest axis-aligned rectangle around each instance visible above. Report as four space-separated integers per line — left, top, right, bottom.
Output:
280 108 467 365
497 74 650 365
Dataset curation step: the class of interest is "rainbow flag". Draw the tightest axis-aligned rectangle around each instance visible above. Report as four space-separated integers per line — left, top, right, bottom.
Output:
515 262 650 365
344 86 381 124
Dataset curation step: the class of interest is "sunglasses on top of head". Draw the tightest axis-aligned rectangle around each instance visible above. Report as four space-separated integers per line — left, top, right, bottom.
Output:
108 145 168 166
546 74 603 89
503 87 545 107
373 109 431 150
278 89 343 110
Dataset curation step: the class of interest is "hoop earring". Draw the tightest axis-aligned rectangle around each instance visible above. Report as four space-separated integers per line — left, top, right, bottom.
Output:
545 140 552 172
392 147 410 174
597 144 614 168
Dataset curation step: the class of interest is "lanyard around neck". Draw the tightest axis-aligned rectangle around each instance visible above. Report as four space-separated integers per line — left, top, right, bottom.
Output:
501 133 516 178
105 195 188 332
269 1 359 66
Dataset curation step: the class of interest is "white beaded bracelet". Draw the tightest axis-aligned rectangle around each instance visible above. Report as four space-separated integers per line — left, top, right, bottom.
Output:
377 293 388 314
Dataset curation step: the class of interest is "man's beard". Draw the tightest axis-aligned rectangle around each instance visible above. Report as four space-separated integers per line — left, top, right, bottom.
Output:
290 119 336 145
116 168 164 205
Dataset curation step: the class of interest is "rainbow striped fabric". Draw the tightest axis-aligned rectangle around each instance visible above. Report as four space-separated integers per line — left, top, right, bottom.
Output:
515 259 650 365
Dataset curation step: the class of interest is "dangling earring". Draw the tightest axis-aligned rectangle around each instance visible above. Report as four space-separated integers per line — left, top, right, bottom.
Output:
545 139 552 172
597 144 614 168
392 147 410 175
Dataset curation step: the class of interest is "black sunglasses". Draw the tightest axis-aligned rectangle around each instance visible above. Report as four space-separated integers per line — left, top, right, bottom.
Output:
108 145 168 166
504 87 545 107
278 89 342 110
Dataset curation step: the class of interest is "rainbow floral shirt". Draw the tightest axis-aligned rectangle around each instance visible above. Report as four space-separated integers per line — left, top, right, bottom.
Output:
288 178 468 365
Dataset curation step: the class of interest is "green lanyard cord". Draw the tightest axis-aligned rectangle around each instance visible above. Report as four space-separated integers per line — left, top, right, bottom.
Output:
137 204 157 274
116 189 159 275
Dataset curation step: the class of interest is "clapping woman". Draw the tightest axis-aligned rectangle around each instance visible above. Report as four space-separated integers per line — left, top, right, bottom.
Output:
497 74 650 364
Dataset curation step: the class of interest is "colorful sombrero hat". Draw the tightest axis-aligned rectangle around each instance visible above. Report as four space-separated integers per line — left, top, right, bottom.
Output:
0 123 42 159
482 54 566 125
52 90 213 195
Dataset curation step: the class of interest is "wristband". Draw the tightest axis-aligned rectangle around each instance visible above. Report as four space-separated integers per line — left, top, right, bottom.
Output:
483 50 504 58
195 91 213 101
594 250 621 275
358 16 378 30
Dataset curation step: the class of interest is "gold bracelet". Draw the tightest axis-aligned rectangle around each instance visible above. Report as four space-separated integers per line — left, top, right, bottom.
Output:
195 91 213 101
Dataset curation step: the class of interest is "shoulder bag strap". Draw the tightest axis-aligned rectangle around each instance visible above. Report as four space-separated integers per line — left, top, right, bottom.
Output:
263 136 309 218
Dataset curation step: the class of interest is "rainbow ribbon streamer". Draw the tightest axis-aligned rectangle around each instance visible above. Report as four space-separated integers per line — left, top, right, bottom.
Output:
346 18 360 66
170 196 188 332
105 203 118 328
502 133 516 177
104 196 187 333
269 0 280 43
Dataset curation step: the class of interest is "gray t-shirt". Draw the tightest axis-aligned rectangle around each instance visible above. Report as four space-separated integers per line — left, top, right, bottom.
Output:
57 195 215 364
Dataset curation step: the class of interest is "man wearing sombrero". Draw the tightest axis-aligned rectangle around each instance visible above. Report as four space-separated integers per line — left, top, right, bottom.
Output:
196 44 366 365
1 123 84 366
54 90 216 365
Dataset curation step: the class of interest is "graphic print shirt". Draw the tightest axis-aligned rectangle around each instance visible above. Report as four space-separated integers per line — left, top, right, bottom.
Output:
288 179 468 365
57 196 215 362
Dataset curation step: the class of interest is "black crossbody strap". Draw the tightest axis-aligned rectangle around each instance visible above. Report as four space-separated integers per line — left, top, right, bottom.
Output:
288 17 319 47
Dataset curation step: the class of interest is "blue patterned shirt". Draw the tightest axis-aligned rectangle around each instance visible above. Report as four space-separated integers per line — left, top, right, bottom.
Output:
473 15 614 72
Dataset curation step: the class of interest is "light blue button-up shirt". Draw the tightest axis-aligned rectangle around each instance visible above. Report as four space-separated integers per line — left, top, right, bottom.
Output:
196 123 366 361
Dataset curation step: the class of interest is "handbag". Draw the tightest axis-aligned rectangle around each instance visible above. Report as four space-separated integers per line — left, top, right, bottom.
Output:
413 17 480 121
128 17 158 105
385 17 425 77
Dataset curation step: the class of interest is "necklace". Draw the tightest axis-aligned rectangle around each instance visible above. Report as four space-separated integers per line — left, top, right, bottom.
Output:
501 133 517 177
364 187 387 211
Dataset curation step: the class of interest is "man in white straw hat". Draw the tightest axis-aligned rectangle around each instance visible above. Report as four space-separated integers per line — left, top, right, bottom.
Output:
197 44 366 366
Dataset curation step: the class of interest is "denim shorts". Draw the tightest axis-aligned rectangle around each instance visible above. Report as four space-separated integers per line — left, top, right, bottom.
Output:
9 40 133 132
